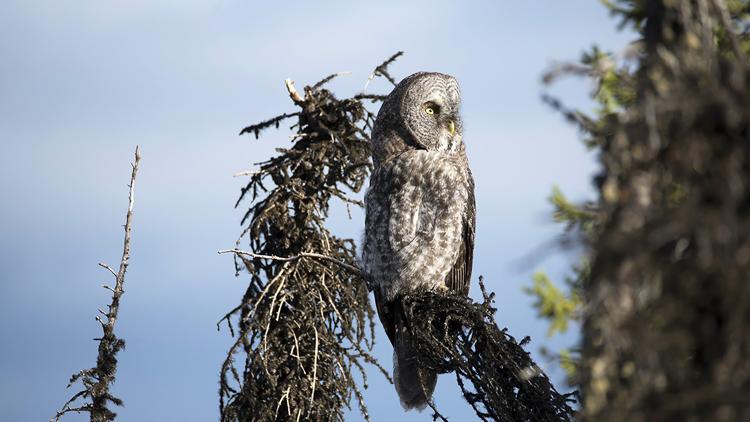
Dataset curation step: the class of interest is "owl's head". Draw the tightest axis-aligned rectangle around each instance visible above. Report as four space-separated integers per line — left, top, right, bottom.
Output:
373 72 463 160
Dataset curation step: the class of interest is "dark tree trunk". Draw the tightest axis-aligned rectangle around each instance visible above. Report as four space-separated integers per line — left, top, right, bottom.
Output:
581 1 750 421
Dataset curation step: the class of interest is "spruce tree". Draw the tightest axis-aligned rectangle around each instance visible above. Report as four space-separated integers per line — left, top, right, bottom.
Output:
538 1 750 419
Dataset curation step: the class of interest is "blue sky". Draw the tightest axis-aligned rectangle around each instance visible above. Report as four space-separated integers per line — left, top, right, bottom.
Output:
0 1 633 421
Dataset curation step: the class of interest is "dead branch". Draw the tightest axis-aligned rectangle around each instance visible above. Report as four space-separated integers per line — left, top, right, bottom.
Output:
232 170 259 178
363 51 404 91
219 54 402 422
403 278 576 421
285 78 305 105
52 146 141 422
217 248 373 287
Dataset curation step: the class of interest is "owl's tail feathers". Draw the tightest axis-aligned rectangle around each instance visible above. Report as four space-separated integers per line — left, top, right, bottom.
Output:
393 325 437 411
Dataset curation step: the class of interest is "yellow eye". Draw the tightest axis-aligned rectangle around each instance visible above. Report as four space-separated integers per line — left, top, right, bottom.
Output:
423 102 440 115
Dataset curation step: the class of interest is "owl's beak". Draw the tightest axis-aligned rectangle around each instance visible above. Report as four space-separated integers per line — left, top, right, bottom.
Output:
447 119 456 136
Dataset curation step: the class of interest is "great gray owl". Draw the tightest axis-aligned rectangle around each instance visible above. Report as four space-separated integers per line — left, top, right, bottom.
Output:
362 72 475 410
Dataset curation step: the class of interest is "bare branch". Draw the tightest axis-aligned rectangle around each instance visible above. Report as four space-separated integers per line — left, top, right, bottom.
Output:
52 146 141 422
310 326 319 404
285 78 305 105
363 51 404 91
311 71 352 90
217 248 372 287
97 263 117 278
231 170 259 178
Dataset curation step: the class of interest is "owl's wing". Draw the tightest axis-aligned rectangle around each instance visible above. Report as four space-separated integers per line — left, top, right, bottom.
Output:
363 167 397 344
445 173 475 296
374 288 397 344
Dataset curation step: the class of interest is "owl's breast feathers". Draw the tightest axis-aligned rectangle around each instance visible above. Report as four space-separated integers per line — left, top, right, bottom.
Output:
364 147 475 309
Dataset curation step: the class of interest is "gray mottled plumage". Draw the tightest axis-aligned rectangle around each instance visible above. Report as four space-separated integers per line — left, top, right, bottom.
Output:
362 72 476 410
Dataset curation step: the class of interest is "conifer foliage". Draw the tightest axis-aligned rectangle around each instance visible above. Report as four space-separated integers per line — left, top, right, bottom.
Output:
217 58 395 421
582 2 750 419
541 1 750 419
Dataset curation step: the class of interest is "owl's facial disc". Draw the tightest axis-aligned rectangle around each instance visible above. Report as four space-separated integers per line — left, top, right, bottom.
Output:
389 72 462 152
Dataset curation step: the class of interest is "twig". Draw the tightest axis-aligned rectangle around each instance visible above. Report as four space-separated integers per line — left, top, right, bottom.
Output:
232 170 259 178
363 51 404 91
285 79 305 105
217 248 372 286
98 263 117 278
238 112 300 138
710 0 748 66
310 326 319 403
311 71 352 90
